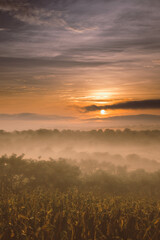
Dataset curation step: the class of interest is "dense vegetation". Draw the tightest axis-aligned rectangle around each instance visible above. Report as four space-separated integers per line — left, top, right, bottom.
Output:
0 129 160 172
0 155 160 239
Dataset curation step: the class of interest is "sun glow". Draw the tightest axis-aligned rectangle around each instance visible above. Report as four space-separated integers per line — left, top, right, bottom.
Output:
100 109 106 115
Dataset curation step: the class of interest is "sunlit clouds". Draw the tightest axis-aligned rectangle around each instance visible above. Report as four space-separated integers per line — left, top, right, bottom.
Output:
0 0 160 129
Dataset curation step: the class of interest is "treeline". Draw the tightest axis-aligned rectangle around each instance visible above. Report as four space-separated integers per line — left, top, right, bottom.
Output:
1 155 160 197
0 128 159 166
0 128 160 145
71 153 160 173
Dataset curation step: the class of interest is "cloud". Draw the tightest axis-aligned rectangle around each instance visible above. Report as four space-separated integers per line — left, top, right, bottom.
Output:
0 56 127 69
0 0 160 103
0 0 96 32
0 113 75 121
83 99 160 112
0 28 7 31
152 60 160 66
87 114 160 122
0 0 28 11
0 0 66 28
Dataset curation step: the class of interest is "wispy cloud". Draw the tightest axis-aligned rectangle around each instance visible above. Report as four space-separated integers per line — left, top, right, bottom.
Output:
86 114 160 122
0 56 135 69
0 0 67 28
0 0 96 32
0 28 7 31
0 113 75 121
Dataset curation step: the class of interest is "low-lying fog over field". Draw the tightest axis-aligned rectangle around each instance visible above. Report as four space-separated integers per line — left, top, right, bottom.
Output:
0 128 160 173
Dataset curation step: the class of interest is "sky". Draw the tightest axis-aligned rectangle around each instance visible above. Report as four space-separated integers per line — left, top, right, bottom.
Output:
0 0 160 130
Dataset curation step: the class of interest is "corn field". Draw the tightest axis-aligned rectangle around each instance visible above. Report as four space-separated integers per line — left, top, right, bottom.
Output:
0 189 160 240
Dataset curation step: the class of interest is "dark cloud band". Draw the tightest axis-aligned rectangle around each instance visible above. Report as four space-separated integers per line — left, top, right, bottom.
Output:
83 99 160 112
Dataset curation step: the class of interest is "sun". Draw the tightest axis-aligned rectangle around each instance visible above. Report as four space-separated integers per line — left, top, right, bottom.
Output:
100 109 106 115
